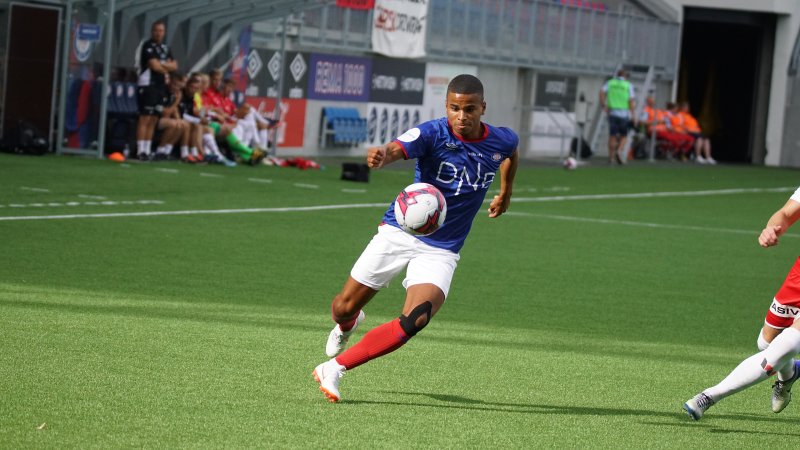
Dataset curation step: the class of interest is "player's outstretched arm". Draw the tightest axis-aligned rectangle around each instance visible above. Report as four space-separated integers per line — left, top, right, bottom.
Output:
488 149 519 218
759 199 800 247
366 142 405 169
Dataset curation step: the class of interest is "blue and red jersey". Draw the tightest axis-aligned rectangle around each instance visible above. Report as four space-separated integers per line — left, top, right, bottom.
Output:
382 117 518 253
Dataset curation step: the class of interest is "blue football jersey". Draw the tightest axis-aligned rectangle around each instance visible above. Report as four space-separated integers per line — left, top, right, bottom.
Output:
382 117 519 253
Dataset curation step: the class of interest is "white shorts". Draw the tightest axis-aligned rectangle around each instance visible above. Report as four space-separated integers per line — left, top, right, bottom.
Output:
350 225 460 298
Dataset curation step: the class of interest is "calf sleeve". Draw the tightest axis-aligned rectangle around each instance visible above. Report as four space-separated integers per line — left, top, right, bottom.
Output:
335 319 409 370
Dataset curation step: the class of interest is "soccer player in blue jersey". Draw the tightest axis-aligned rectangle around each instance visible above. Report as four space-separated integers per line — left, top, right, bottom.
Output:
312 74 519 402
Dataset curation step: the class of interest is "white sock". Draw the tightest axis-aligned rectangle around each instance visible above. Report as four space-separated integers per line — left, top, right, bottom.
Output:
180 145 189 159
137 140 147 155
259 129 269 149
203 133 221 156
156 144 172 155
705 328 800 401
144 140 152 155
190 147 200 157
757 329 770 351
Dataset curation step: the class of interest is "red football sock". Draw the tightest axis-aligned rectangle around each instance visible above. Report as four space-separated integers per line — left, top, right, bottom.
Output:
335 319 409 370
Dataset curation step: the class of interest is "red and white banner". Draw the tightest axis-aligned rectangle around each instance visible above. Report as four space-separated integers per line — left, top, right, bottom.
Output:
336 0 375 9
372 0 427 58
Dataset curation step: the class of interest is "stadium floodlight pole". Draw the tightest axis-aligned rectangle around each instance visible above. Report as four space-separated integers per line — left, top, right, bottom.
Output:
269 13 288 157
95 0 116 159
56 0 74 155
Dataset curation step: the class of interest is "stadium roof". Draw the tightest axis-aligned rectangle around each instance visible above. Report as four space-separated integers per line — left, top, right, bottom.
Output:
2 0 336 45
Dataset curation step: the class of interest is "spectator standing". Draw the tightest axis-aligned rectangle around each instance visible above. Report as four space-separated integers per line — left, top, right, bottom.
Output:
599 69 635 164
135 20 177 161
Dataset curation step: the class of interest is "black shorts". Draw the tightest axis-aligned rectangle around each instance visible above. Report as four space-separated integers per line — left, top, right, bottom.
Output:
608 115 630 137
137 85 165 116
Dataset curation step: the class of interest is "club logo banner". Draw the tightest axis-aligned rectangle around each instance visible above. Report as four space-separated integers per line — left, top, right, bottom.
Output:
372 0 427 58
370 56 425 105
249 50 309 99
308 53 371 102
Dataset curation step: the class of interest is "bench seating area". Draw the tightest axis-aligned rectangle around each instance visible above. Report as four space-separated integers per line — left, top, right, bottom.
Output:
319 107 368 147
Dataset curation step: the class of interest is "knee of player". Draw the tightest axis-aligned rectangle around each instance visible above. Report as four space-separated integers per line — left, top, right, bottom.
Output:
399 301 433 337
331 294 360 319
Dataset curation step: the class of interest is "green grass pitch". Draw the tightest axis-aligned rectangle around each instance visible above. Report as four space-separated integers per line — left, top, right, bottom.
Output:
1 153 800 448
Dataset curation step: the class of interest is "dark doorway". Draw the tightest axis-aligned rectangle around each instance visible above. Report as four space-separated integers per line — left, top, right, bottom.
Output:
2 4 61 147
678 8 774 163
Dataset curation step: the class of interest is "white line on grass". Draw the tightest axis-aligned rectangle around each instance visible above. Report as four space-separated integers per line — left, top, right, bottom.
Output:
200 172 224 178
0 203 388 221
294 183 319 189
154 168 179 174
342 188 367 193
20 186 50 193
78 194 107 200
248 178 273 183
506 211 800 239
0 187 793 222
511 186 795 203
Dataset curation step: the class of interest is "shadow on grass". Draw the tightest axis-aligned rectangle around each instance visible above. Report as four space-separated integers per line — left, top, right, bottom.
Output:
345 391 800 430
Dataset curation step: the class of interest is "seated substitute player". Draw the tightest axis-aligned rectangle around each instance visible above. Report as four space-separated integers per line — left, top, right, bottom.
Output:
683 189 800 420
312 74 520 402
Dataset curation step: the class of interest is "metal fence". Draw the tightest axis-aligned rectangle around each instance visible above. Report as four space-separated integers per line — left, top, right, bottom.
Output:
299 0 680 79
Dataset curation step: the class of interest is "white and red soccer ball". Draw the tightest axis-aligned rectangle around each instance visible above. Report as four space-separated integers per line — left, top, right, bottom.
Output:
563 156 578 170
394 183 447 236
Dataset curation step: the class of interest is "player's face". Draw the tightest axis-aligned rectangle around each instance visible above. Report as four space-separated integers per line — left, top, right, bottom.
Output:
446 92 485 140
151 24 165 43
211 73 222 89
185 78 200 95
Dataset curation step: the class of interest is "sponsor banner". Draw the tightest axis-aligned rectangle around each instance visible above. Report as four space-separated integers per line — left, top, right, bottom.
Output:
372 0 427 58
534 73 578 112
422 62 477 122
336 0 375 8
529 111 576 157
248 49 309 99
243 97 307 148
308 53 371 102
77 23 101 42
370 56 425 105
366 102 423 146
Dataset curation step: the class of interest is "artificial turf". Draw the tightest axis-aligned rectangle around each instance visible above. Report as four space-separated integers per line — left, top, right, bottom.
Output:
1 153 799 448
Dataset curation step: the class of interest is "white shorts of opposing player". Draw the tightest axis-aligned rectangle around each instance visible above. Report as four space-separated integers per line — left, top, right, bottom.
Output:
350 225 460 298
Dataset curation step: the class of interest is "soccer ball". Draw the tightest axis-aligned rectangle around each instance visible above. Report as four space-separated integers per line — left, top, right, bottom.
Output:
394 183 447 236
563 156 577 170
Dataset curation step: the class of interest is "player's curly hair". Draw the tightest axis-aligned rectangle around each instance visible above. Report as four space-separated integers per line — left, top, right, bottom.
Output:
447 74 483 98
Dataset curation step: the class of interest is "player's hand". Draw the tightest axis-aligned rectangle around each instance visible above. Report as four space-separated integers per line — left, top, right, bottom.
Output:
759 225 782 248
488 194 510 218
367 145 387 169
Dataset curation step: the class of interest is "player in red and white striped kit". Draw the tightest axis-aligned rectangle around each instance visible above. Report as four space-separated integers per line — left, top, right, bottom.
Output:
684 187 800 420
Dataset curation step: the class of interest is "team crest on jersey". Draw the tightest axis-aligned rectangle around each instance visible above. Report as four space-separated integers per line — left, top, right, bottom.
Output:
397 127 421 143
445 142 459 150
492 153 502 161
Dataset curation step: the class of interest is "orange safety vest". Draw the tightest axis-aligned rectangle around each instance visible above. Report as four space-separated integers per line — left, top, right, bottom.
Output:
667 111 686 133
679 111 701 133
643 106 667 132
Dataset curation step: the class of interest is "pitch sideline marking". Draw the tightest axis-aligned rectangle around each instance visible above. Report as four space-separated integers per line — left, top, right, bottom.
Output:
0 186 793 222
507 211 800 239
